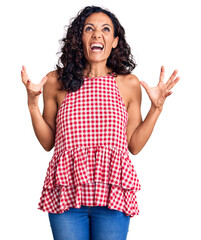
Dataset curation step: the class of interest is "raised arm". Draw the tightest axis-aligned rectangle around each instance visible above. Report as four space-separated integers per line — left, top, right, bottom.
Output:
21 66 58 151
127 66 180 155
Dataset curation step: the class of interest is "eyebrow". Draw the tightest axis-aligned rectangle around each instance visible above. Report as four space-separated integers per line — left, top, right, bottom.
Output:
84 23 112 28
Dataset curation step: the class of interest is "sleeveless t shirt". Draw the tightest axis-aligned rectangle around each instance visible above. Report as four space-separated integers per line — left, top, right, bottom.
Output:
38 73 141 217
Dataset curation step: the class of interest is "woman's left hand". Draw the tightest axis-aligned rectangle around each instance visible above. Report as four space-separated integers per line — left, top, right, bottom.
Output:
139 66 180 111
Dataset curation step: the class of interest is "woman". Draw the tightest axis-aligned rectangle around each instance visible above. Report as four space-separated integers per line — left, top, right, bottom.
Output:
21 5 180 240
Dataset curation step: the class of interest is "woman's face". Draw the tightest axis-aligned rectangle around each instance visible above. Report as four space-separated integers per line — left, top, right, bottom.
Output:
82 12 119 64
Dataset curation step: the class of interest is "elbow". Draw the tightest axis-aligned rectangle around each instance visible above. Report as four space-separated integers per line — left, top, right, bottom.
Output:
44 136 55 152
43 145 52 152
43 142 55 152
133 145 144 155
44 147 53 152
133 149 140 155
129 145 141 155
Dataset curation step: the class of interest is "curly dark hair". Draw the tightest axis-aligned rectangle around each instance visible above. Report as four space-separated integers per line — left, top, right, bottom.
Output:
55 5 136 92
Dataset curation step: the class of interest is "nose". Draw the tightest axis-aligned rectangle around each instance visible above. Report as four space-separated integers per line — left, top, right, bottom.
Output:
92 29 102 39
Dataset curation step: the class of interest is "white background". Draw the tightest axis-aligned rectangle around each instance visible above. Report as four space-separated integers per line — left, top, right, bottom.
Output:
1 0 201 239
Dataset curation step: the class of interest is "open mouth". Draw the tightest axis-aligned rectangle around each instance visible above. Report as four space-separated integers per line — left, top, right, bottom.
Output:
90 43 104 52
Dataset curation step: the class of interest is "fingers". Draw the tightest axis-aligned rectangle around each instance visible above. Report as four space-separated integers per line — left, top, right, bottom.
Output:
165 74 180 97
26 77 45 95
167 76 180 91
26 79 41 95
38 76 48 89
24 76 31 89
25 78 34 93
21 65 30 85
22 65 29 80
166 69 179 87
37 76 48 95
21 66 48 94
165 91 173 97
159 65 165 83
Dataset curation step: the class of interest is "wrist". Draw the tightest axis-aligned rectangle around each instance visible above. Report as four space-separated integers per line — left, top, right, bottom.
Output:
150 104 163 114
28 104 39 111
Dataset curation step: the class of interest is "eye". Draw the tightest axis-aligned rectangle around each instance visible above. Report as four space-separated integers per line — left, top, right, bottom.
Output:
85 26 93 31
103 27 110 32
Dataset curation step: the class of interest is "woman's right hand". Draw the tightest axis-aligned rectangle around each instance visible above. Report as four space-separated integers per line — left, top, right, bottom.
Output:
21 65 48 108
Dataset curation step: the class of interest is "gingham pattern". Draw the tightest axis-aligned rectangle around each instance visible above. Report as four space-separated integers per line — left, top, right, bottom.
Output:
38 73 141 217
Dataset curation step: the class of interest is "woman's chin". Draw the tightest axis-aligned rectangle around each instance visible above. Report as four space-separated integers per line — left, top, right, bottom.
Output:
87 57 107 63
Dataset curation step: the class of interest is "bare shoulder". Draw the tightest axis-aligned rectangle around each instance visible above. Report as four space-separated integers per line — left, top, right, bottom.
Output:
46 70 59 77
43 70 60 97
122 73 140 86
45 70 60 88
116 73 141 104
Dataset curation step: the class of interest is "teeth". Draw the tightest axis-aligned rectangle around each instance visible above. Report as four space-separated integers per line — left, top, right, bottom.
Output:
90 43 104 49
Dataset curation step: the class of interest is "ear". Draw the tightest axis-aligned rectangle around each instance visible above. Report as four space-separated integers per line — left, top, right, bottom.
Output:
112 36 119 49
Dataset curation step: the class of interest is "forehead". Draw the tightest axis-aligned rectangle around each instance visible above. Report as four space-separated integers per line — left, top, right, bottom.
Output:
84 12 114 28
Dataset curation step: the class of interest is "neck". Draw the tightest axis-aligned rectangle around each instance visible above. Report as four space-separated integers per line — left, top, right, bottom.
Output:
84 62 112 78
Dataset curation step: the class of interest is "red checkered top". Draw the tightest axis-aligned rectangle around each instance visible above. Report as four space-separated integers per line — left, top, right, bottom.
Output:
38 73 141 217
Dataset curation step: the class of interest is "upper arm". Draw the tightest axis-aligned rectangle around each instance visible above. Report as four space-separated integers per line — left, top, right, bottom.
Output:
126 75 142 152
42 71 58 138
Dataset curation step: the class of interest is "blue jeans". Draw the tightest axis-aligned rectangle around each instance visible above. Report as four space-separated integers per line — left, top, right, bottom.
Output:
48 205 131 240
